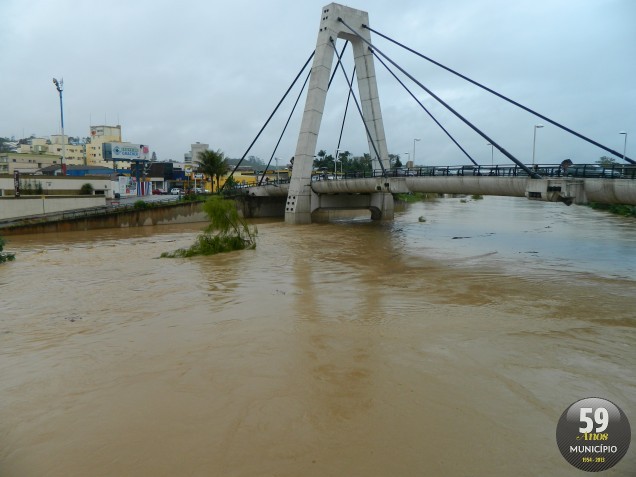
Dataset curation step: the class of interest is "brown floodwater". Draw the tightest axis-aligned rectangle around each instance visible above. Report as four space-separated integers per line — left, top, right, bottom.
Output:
1 196 634 476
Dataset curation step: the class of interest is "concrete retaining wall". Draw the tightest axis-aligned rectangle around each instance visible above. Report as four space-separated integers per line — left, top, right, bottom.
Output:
0 202 207 236
0 196 107 220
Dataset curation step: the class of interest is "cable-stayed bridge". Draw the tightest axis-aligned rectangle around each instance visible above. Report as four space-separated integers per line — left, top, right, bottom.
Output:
226 3 634 223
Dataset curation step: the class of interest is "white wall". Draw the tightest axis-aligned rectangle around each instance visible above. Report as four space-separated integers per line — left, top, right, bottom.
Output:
0 196 106 220
0 175 114 197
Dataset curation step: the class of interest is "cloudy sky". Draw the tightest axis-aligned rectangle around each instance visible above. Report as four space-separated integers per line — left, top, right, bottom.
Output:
1 0 634 167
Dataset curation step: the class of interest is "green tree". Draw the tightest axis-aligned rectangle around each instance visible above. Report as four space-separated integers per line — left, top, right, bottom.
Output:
0 137 12 152
392 154 403 169
313 149 332 171
0 236 16 263
80 183 94 195
347 154 373 174
161 196 257 257
196 149 229 192
596 156 618 167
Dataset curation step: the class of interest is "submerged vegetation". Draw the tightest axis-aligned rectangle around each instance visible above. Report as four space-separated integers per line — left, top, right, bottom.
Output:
587 203 636 217
161 196 257 258
394 192 438 203
0 236 15 263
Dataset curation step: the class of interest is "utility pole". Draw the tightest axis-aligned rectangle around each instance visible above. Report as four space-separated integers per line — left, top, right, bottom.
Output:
52 78 66 175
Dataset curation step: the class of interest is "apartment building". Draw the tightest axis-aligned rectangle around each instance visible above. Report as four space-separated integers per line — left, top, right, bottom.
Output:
16 136 86 166
0 151 61 174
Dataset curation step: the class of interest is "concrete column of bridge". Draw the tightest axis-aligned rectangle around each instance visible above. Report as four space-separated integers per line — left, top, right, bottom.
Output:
285 3 390 225
369 192 394 221
350 31 390 172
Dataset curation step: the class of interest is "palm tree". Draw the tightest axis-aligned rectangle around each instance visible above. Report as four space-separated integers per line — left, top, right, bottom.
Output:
196 149 229 192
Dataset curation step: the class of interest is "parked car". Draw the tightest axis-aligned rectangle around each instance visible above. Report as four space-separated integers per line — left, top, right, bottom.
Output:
170 188 182 195
152 189 166 195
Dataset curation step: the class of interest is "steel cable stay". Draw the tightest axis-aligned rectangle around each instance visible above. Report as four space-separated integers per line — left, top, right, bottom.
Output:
338 17 540 179
328 41 349 90
223 50 315 191
364 25 635 165
256 42 349 185
327 40 356 155
227 42 351 188
371 49 478 166
258 68 312 186
328 37 387 175
335 64 355 160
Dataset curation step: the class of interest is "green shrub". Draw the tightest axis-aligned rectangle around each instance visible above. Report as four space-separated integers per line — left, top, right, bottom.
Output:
133 200 150 209
80 183 94 195
0 236 16 263
588 203 636 217
161 196 257 258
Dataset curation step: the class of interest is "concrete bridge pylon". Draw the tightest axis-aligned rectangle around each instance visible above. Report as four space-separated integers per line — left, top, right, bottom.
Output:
285 3 391 224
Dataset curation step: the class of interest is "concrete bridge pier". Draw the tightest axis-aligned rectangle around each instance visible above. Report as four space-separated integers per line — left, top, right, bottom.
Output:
285 3 390 225
525 178 586 205
309 190 394 221
369 192 394 220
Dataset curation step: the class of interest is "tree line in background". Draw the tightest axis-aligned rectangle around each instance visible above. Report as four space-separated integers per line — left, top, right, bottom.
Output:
310 150 403 174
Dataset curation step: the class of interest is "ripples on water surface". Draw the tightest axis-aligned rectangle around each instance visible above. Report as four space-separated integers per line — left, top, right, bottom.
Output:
0 196 634 476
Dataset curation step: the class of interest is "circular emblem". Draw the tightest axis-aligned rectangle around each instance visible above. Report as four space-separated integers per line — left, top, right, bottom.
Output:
556 397 631 471
113 146 121 155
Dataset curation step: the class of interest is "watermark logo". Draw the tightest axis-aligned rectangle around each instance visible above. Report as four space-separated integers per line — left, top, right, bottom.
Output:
556 397 631 471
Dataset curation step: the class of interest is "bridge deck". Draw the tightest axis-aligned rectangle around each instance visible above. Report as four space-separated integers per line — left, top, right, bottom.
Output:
229 164 636 206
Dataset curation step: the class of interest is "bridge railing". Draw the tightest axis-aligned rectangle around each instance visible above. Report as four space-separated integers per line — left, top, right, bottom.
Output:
310 163 636 181
222 179 292 195
224 164 636 192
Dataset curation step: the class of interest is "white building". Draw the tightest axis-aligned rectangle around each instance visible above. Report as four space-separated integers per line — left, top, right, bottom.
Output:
188 142 209 165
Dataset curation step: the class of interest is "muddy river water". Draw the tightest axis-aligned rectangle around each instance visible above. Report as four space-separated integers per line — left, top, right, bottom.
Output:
1 196 634 476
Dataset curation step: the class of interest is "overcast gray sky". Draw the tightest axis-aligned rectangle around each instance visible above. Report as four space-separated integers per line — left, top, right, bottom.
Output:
1 0 634 166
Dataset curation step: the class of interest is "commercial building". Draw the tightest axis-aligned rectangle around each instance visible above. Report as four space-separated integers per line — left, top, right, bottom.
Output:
86 125 128 169
0 151 61 174
15 136 86 167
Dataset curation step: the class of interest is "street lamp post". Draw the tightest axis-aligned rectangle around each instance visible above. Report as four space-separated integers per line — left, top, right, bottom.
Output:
275 157 280 183
412 138 420 164
52 78 66 175
334 149 341 179
532 124 544 166
619 131 628 162
486 143 494 166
